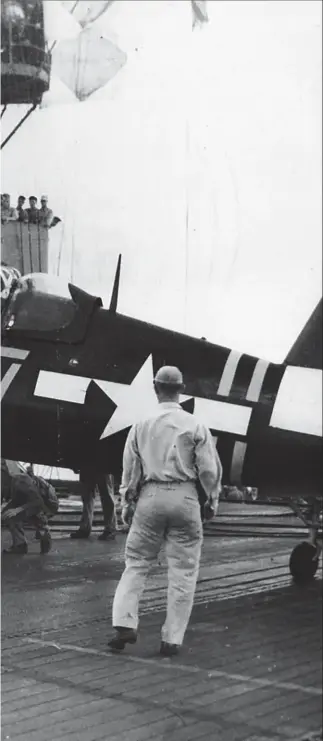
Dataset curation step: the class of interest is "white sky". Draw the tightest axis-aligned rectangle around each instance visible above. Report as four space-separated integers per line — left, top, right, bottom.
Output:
2 0 322 362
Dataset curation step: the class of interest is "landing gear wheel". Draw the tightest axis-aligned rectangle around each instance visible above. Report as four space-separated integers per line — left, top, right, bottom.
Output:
289 541 319 584
244 488 258 504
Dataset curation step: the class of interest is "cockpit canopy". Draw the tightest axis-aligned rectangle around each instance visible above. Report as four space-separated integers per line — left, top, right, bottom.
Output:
2 273 76 333
17 273 72 299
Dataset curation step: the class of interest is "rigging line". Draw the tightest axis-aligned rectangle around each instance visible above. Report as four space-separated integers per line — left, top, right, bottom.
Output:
68 118 81 280
1 105 7 118
56 220 65 276
184 117 190 333
71 0 84 100
1 103 37 149
70 218 75 283
37 222 42 271
70 0 80 15
80 24 90 97
18 221 25 275
77 18 91 100
56 236 63 276
56 193 68 276
75 24 85 100
27 223 33 273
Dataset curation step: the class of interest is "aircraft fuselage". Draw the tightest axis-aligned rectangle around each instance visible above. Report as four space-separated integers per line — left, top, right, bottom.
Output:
1 289 321 499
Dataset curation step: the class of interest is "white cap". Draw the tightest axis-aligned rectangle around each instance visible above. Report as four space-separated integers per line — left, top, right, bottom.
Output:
154 366 183 386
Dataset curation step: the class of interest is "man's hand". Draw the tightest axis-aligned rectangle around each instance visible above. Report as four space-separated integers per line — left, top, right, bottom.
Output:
124 487 137 504
203 499 218 521
122 501 136 526
203 501 214 521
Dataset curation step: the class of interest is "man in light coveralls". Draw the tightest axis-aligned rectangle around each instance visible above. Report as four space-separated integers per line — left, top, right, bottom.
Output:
109 365 222 656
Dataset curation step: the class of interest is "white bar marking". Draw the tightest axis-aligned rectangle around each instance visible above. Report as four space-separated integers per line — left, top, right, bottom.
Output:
270 367 322 437
1 346 29 360
195 397 251 436
1 363 22 399
24 638 321 696
217 350 242 396
35 371 252 436
34 370 91 404
230 441 247 485
246 359 269 401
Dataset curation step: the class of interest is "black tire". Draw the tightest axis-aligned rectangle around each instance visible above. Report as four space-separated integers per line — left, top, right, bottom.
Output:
289 541 319 584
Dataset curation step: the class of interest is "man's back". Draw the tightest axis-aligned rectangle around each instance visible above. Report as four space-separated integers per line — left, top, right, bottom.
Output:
125 401 221 502
135 402 201 482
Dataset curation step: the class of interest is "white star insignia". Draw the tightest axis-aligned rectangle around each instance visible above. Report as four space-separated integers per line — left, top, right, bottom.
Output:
97 354 192 440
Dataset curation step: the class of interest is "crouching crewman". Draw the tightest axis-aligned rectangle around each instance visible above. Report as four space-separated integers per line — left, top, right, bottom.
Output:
1 460 59 555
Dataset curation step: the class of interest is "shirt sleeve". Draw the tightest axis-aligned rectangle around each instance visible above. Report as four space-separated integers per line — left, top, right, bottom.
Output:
194 424 223 505
120 425 142 502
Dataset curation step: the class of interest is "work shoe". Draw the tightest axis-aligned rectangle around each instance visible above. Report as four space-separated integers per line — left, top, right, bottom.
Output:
108 627 137 651
40 531 52 554
70 528 90 539
2 543 28 555
160 642 179 657
97 529 116 541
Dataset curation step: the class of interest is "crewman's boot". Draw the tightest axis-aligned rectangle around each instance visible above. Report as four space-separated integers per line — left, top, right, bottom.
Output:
108 627 137 651
2 543 28 555
40 531 52 554
98 528 116 541
70 528 91 539
160 642 179 657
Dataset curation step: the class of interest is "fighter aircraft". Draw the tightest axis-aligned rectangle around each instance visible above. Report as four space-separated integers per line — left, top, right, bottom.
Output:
1 261 322 582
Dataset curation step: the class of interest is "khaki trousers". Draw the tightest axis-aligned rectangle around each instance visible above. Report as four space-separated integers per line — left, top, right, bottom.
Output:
112 481 203 645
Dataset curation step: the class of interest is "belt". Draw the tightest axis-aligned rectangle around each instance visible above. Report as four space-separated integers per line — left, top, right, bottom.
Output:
144 480 197 488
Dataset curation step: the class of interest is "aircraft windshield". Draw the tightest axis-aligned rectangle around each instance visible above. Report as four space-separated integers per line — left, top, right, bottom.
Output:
19 273 73 299
2 273 76 333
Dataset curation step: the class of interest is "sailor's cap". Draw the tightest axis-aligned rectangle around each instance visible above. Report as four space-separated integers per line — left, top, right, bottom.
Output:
154 366 183 387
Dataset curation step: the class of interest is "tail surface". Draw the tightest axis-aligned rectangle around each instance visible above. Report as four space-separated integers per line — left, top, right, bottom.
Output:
285 299 322 369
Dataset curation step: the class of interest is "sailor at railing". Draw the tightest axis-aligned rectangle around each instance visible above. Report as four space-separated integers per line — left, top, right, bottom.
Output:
1 193 61 228
1 194 18 223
